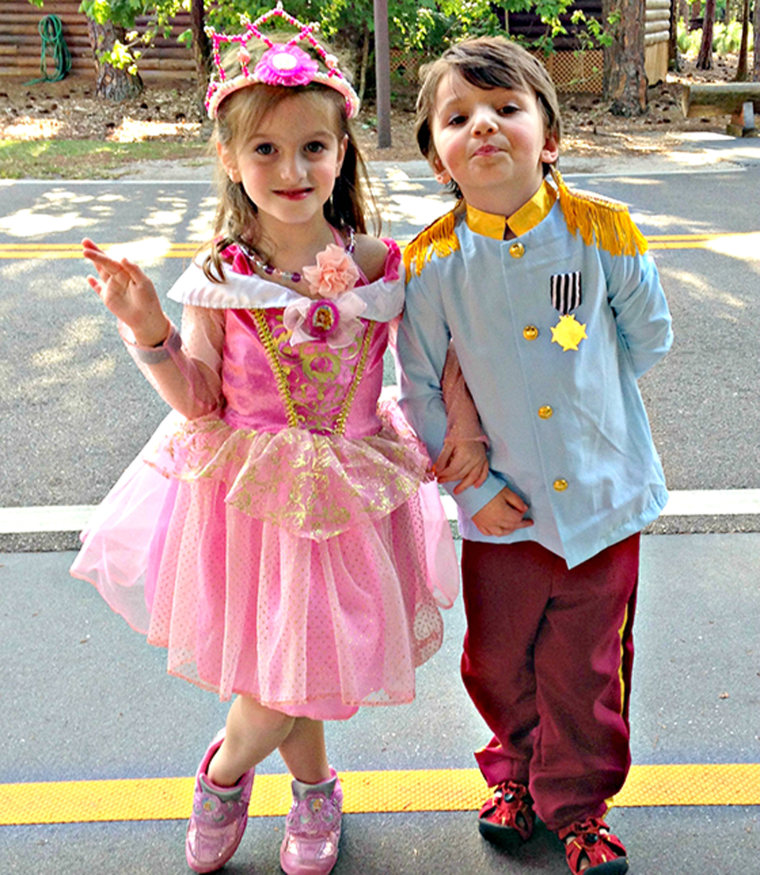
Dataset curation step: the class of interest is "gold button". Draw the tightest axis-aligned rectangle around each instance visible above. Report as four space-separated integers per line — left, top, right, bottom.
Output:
553 478 568 492
509 242 525 258
523 325 539 341
538 405 553 419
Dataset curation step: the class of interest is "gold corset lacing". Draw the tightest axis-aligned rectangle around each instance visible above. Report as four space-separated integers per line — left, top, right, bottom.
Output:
252 309 375 436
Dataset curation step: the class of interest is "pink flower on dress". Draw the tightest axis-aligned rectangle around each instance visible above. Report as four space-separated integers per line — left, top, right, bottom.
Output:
253 45 319 87
302 244 360 298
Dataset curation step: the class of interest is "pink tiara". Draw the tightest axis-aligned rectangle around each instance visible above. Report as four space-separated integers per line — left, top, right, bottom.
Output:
204 2 360 120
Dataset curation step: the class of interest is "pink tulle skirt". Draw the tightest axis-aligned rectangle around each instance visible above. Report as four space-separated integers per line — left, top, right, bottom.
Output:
71 411 458 719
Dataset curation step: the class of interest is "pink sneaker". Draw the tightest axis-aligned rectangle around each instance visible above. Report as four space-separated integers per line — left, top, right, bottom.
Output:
185 731 255 873
279 770 343 875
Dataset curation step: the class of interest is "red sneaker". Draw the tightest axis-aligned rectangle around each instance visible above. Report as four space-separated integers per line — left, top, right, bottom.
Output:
558 817 629 874
477 780 535 847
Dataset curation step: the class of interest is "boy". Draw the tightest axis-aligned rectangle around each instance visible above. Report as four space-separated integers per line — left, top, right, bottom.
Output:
397 37 672 875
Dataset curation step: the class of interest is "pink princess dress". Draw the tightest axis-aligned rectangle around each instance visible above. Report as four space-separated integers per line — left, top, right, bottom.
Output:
71 238 462 720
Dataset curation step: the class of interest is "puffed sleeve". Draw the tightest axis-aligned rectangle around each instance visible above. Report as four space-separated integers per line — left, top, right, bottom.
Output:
440 344 487 445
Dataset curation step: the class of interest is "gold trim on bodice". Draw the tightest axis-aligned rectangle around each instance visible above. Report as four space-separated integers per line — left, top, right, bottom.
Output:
252 309 300 428
252 309 375 436
334 321 374 436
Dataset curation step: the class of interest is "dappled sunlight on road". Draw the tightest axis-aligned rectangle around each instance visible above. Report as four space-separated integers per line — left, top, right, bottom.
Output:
104 235 181 266
0 207 95 238
2 310 117 413
369 167 452 239
703 231 760 262
377 191 450 229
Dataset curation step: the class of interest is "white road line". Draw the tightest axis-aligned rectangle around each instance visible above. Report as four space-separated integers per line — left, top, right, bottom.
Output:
1 491 759 535
442 490 760 523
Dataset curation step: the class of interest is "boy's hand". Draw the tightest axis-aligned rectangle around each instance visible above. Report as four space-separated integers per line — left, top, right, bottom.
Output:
434 440 489 495
82 238 169 347
471 487 533 536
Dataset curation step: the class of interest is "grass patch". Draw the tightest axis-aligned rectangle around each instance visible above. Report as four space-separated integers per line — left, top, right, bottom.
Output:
0 139 209 179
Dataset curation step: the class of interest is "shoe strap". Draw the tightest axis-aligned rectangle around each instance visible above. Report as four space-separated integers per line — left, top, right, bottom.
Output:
291 773 337 801
199 773 244 803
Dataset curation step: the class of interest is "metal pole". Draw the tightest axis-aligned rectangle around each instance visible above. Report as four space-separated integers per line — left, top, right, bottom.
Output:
373 0 391 148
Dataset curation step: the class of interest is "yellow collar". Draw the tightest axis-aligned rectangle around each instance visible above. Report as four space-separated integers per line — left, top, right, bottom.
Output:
465 180 557 240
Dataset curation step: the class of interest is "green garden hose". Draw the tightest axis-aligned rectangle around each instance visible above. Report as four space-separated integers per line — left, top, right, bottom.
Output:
27 14 72 84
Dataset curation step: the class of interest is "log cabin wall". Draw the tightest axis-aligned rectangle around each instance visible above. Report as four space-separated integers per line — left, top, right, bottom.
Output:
1 0 194 83
510 0 671 92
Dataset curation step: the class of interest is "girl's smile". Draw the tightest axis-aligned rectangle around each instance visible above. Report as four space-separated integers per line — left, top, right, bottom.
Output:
274 187 315 200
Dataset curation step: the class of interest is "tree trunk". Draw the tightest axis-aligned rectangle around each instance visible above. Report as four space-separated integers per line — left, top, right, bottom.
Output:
603 0 648 116
734 0 750 81
696 0 715 70
86 19 143 100
689 0 700 30
190 0 211 93
489 2 508 30
358 23 370 106
754 0 760 81
669 0 680 71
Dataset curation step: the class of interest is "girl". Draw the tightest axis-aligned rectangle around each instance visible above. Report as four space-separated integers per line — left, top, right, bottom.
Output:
71 6 485 874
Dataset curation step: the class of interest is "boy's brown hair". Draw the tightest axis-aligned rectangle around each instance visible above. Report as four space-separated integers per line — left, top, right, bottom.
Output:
415 36 561 182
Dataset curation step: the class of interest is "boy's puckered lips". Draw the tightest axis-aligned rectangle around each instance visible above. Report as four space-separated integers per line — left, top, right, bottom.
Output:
472 143 502 157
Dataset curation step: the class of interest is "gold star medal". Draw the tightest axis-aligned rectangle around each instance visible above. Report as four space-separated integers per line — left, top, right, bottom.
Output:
550 313 587 352
549 271 586 351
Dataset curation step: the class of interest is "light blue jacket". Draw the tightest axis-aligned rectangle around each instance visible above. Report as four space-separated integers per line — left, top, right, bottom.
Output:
398 185 673 568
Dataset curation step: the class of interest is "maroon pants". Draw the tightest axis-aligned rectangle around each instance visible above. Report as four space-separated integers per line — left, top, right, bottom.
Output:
461 535 639 831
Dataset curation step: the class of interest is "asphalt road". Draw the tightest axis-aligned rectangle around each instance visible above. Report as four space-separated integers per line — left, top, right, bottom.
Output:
0 138 759 875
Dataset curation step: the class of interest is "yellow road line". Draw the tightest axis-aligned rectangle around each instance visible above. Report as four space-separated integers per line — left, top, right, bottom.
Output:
0 232 759 259
0 244 200 260
1 764 758 826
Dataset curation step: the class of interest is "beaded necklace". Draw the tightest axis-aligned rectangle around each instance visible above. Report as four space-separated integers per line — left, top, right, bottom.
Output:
236 227 356 285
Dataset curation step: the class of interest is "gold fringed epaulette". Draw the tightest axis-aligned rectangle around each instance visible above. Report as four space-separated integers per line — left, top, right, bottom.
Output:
552 168 648 257
403 208 461 279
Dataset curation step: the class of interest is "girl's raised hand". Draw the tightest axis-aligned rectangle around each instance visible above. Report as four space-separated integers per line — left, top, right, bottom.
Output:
83 238 169 347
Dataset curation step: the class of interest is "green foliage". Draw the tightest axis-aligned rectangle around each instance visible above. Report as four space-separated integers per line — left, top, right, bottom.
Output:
712 20 748 54
677 17 754 57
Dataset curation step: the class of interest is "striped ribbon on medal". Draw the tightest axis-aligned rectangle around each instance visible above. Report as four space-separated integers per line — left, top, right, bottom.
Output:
550 271 582 315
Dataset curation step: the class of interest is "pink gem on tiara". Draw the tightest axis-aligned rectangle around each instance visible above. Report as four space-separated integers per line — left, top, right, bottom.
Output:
254 45 318 87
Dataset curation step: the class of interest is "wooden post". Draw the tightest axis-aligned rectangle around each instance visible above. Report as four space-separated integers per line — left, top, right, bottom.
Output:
373 0 391 148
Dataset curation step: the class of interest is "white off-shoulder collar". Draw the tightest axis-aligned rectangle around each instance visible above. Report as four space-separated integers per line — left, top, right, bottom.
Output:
167 260 405 324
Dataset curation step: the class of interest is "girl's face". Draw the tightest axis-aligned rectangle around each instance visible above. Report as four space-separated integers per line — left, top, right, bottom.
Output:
219 91 347 234
430 70 558 216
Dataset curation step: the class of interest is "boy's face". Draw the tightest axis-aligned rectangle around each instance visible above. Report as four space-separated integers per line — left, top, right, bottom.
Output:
429 70 558 216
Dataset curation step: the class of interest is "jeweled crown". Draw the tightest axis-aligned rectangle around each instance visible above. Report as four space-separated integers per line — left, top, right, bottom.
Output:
204 2 360 120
